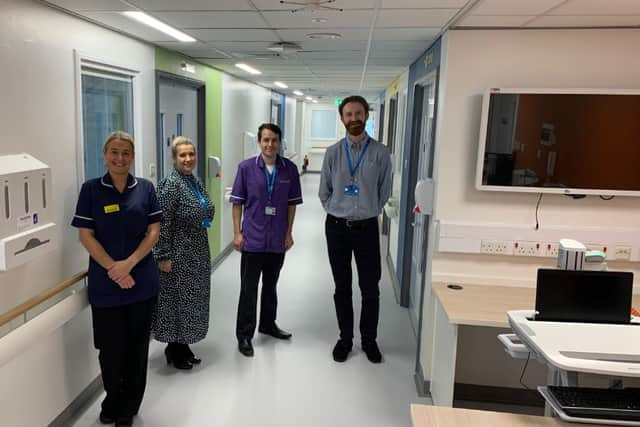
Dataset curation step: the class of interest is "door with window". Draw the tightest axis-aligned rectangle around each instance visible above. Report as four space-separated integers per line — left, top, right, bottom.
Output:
408 76 437 333
156 72 205 182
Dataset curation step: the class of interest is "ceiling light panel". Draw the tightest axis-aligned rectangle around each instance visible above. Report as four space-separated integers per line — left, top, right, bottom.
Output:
274 81 288 88
235 63 262 74
122 11 196 42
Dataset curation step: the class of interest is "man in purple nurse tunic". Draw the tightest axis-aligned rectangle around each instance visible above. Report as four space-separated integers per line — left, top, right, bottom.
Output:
230 123 303 357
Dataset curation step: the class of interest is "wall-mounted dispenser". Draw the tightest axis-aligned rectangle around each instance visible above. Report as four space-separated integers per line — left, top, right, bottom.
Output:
0 154 56 271
414 179 434 215
208 155 221 178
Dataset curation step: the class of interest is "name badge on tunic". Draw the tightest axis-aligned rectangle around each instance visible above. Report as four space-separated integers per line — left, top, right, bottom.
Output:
265 206 277 216
104 204 120 214
344 185 359 196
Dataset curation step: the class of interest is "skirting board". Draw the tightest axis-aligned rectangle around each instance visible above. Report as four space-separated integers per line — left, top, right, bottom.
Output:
212 242 234 272
414 362 431 398
386 253 403 306
49 375 102 427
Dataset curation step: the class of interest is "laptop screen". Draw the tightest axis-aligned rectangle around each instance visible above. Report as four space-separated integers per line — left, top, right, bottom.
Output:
535 269 633 324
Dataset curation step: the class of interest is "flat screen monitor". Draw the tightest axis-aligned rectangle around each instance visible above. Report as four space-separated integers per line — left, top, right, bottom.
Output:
535 269 633 324
475 88 640 197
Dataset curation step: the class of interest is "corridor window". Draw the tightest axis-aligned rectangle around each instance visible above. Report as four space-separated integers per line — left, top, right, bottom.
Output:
81 69 134 180
310 110 337 140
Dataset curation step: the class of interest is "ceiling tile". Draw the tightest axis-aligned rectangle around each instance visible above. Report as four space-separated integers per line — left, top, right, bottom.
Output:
153 11 267 28
472 0 566 16
187 29 280 42
44 0 128 11
276 28 371 41
457 15 533 27
527 15 640 27
378 8 458 27
551 0 640 15
373 28 439 41
262 10 374 28
381 0 468 7
250 0 376 11
130 0 254 11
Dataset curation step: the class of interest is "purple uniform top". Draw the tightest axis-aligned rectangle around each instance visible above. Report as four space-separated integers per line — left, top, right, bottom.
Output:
230 155 303 253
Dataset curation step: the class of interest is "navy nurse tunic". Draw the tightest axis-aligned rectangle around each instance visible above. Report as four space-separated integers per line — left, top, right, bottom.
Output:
71 173 162 308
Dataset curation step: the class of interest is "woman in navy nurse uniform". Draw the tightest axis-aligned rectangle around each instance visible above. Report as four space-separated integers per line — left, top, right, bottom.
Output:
71 131 162 427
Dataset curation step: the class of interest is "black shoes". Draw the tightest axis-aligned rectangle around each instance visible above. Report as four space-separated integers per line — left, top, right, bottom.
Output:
332 339 352 362
99 412 115 424
115 417 133 427
258 324 292 340
238 339 254 357
185 345 202 365
362 340 383 363
164 345 193 370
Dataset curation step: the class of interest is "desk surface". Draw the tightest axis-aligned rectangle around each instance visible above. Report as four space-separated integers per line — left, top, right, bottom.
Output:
433 282 640 329
410 404 611 427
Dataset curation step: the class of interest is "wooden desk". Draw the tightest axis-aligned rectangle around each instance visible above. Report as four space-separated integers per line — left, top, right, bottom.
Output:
429 282 640 407
410 404 611 427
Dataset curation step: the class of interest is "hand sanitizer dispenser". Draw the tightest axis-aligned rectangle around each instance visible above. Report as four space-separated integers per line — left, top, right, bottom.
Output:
0 154 56 271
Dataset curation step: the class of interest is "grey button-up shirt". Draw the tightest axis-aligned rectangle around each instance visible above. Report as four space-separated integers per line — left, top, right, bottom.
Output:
318 134 392 220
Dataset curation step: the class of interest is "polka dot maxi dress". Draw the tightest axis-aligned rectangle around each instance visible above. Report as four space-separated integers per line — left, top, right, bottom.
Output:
152 169 215 344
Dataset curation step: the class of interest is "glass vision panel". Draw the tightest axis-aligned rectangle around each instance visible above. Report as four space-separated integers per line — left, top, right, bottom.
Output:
481 93 640 191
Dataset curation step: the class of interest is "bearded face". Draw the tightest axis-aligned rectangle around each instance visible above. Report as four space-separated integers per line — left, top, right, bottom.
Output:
340 101 368 138
346 120 365 136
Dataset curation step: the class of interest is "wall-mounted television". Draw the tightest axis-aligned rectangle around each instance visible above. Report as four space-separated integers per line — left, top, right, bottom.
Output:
475 88 640 197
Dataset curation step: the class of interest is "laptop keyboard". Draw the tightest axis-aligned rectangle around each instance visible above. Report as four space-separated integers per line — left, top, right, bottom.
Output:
547 386 640 421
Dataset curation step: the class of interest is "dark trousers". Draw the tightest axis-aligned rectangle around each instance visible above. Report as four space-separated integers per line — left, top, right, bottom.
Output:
325 215 381 343
236 251 285 340
91 297 155 419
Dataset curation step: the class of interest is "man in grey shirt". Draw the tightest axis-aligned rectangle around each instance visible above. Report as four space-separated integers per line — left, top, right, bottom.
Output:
318 95 392 363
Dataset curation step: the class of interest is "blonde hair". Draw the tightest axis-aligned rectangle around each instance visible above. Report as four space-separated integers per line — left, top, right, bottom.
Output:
171 136 196 158
103 131 135 153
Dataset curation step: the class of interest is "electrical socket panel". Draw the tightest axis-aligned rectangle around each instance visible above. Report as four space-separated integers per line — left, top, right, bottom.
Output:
586 243 609 254
543 242 559 258
480 240 512 255
514 241 541 257
614 246 632 261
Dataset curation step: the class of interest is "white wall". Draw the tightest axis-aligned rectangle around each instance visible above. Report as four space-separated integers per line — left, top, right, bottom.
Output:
302 103 346 172
0 1 156 425
424 29 640 387
220 74 271 245
284 96 298 162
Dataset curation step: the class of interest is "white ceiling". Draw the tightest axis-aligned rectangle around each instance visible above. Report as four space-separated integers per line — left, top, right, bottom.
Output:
44 0 640 101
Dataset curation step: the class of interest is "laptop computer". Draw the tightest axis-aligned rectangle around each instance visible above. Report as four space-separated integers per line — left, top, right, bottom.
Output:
535 269 633 324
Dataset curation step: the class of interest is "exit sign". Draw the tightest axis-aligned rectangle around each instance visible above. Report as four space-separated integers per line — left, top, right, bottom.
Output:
334 98 342 106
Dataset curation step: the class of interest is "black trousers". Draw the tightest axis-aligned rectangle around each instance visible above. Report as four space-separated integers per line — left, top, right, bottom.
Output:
91 297 155 419
236 251 285 340
325 215 381 343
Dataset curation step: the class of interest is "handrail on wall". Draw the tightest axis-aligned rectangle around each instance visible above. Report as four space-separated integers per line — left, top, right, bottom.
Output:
0 271 88 328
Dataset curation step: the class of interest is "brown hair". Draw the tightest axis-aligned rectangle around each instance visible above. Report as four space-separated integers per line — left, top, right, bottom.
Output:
338 95 369 117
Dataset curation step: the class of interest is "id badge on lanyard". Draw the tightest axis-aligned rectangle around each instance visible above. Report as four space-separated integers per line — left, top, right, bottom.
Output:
187 179 211 228
264 166 277 216
344 138 370 197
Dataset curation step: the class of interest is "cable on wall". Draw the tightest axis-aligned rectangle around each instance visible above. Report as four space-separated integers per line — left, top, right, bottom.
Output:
534 193 543 230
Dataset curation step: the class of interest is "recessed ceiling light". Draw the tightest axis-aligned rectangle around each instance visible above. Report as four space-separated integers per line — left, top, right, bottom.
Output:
274 81 288 89
305 96 313 101
123 11 195 42
305 32 342 40
235 63 262 75
312 99 318 103
312 17 328 23
293 90 304 96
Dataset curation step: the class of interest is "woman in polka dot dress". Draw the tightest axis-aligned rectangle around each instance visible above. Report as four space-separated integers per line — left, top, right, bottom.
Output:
153 136 215 370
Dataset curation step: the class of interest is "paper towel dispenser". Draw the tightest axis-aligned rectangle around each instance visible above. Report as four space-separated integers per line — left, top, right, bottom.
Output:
0 154 57 270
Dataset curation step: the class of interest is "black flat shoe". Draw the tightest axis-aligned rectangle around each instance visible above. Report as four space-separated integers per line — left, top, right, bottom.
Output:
238 339 254 357
258 324 292 340
362 340 383 363
115 416 133 427
99 412 115 424
332 339 352 362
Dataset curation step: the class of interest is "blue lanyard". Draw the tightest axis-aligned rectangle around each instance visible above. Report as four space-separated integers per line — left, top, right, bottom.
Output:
264 165 277 201
186 178 211 228
344 137 370 178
